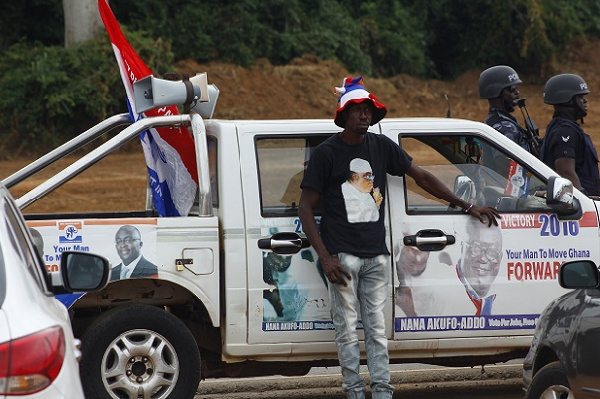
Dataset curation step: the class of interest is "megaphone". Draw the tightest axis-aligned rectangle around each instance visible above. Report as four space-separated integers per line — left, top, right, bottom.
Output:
192 83 219 119
133 73 218 118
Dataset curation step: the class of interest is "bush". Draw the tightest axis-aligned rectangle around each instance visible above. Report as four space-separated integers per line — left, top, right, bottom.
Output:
422 0 600 80
357 1 432 78
3 0 600 82
0 0 63 52
0 30 175 158
112 0 373 73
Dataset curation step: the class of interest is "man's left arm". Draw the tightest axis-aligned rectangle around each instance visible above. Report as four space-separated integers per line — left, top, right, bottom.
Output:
405 164 499 226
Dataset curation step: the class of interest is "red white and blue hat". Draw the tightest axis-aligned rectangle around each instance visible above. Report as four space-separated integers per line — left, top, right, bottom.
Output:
334 76 387 128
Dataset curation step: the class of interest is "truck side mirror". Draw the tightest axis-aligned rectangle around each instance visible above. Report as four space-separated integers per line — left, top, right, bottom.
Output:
547 176 580 217
547 176 574 206
453 175 475 203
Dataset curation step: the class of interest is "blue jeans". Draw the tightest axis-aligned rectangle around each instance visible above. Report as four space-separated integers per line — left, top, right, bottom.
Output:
329 253 394 399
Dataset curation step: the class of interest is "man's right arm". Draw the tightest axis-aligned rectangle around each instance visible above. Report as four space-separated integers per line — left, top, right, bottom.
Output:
298 188 328 260
554 157 582 191
298 187 351 285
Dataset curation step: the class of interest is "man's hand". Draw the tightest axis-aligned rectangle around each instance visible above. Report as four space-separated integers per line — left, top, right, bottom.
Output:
321 255 352 286
470 205 500 227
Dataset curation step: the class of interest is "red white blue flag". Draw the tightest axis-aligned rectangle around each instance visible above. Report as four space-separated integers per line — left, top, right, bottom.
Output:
98 0 198 216
504 160 530 199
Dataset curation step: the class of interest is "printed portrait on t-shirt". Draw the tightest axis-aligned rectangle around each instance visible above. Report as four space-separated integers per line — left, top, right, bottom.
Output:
341 158 383 223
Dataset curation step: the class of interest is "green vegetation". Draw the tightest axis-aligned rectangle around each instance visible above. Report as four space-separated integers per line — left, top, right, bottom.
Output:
0 0 598 156
0 28 174 156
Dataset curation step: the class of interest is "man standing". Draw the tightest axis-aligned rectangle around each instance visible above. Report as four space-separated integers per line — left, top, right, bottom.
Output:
479 65 539 155
298 76 499 399
540 73 600 196
110 225 158 281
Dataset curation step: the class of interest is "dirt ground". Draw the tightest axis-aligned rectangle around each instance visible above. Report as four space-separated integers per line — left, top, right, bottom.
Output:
4 38 600 214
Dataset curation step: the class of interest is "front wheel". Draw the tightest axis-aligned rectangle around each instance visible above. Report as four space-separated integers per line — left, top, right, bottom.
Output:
525 361 573 399
80 305 201 399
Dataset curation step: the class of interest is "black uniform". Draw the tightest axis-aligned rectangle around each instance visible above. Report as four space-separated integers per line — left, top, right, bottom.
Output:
540 111 600 195
484 108 532 153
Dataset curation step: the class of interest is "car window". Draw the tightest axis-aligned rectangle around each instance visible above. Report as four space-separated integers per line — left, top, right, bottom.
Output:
256 135 330 216
3 201 51 295
401 134 550 214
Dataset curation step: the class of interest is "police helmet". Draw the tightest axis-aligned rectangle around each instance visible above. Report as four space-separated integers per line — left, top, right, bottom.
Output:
479 65 522 99
543 73 590 105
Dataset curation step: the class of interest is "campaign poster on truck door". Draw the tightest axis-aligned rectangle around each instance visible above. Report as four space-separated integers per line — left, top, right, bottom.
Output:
27 219 159 283
260 227 334 332
393 211 599 338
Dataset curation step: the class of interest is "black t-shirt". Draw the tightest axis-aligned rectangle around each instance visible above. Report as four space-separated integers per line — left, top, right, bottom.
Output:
301 132 412 257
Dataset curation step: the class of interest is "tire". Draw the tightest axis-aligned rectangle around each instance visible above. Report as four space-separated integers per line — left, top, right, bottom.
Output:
80 305 201 399
525 361 573 399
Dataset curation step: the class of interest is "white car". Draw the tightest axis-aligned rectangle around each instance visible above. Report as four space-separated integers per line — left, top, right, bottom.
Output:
0 184 109 398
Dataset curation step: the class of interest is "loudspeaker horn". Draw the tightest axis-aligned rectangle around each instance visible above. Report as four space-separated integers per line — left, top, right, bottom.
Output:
133 73 217 118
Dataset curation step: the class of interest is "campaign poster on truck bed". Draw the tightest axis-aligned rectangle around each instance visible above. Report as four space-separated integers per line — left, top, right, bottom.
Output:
27 219 159 283
393 211 599 338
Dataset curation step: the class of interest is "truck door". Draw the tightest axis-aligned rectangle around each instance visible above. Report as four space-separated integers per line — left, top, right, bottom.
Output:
382 126 600 342
239 124 345 345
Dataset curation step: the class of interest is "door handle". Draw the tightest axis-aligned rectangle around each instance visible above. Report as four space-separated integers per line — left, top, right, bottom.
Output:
403 229 455 251
258 232 310 255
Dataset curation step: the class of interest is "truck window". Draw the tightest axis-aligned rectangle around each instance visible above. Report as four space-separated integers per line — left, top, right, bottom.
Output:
401 134 550 214
256 135 329 216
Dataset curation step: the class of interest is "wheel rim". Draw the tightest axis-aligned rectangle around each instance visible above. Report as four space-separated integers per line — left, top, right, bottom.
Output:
540 384 574 399
101 329 179 399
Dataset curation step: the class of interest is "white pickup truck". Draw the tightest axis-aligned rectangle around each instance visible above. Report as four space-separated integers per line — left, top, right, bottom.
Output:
5 79 598 399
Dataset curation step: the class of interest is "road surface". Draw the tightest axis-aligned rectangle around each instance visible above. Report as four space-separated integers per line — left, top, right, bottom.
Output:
195 362 524 398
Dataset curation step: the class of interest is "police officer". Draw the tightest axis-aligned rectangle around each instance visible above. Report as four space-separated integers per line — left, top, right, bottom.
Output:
479 65 538 155
540 73 600 196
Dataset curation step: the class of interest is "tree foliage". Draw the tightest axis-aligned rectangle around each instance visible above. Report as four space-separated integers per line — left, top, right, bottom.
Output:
3 0 599 80
422 0 600 81
0 0 64 51
0 30 174 156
